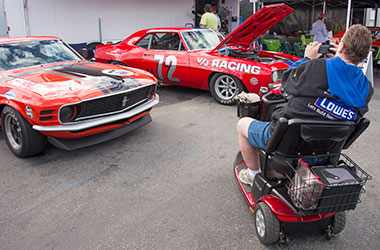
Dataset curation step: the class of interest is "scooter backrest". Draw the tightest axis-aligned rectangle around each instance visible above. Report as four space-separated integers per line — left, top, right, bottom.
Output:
266 118 355 158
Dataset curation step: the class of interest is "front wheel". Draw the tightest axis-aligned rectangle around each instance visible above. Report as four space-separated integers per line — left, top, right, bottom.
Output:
2 106 47 157
254 202 280 245
210 73 245 105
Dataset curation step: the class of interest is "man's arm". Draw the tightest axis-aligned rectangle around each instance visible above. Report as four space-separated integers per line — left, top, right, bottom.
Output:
288 42 322 69
200 15 207 28
288 58 309 69
282 42 324 95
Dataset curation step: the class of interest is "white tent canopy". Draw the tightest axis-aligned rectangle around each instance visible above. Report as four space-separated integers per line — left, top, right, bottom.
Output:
263 0 380 29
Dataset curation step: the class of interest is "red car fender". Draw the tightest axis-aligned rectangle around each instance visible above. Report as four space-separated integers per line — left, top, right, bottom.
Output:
238 66 272 94
0 100 33 126
1 84 62 126
258 195 335 223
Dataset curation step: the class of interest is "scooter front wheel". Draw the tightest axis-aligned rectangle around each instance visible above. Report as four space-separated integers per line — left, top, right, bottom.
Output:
254 202 280 245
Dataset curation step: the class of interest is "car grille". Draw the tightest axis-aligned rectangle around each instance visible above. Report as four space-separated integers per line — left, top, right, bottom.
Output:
60 84 155 123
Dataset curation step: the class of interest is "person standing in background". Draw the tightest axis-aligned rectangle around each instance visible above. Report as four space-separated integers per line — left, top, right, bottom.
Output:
200 4 218 30
312 13 328 43
212 6 221 31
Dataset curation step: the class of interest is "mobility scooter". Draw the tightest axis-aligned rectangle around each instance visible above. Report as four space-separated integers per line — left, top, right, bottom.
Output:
234 88 372 244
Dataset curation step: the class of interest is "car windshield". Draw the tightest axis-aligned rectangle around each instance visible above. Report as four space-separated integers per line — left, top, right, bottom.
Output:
0 39 82 71
181 29 223 51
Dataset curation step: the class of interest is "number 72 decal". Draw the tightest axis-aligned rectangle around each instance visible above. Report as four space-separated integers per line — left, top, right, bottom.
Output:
153 55 180 83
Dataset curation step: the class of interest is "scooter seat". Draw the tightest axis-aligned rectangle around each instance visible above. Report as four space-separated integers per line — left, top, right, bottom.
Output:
260 118 358 180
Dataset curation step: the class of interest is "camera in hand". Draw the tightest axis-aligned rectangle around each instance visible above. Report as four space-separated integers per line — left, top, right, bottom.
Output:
318 41 334 55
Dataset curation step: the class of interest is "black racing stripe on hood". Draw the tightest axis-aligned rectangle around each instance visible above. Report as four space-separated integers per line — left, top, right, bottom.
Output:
123 75 143 86
51 64 141 93
79 63 144 87
54 64 120 79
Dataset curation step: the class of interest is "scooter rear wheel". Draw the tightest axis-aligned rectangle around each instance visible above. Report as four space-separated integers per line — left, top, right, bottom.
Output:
254 202 280 245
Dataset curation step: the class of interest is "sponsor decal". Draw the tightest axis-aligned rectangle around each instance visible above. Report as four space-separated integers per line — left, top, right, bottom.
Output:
4 90 16 100
197 58 209 67
250 77 258 85
314 98 357 121
153 55 180 83
197 57 260 75
25 106 33 118
102 69 134 77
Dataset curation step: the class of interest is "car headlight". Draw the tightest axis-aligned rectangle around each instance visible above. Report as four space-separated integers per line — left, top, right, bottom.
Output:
271 70 279 82
271 69 287 83
60 105 78 123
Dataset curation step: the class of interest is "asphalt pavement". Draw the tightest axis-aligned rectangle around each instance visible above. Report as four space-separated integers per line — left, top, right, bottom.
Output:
1 78 380 250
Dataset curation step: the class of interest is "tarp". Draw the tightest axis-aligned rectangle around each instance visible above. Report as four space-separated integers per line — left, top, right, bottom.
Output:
263 0 380 32
263 0 379 9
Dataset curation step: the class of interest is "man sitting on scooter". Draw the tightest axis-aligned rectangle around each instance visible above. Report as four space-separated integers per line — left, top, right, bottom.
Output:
237 24 374 186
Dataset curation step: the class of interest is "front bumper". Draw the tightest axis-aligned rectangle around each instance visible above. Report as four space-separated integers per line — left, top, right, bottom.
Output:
47 113 152 151
33 94 159 132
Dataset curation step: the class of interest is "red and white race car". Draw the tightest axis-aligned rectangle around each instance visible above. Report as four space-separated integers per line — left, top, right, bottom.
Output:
95 4 300 105
0 36 158 157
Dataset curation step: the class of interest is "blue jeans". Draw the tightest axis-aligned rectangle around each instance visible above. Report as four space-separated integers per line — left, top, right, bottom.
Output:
247 120 271 150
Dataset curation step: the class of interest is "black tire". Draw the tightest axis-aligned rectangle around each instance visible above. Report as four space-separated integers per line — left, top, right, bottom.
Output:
254 202 280 245
210 73 245 105
1 106 47 157
331 211 346 234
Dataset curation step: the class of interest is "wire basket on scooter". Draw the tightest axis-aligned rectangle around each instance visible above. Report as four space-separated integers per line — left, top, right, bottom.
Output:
237 100 261 119
287 154 372 215
235 92 262 119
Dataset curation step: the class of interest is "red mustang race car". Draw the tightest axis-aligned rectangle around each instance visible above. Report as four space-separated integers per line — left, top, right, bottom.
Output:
95 4 300 105
0 36 159 157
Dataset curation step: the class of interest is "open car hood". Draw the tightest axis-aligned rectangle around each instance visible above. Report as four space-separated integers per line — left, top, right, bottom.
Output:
213 4 293 51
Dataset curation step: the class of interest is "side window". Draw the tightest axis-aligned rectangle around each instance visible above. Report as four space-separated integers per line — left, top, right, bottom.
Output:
150 33 183 51
136 34 152 49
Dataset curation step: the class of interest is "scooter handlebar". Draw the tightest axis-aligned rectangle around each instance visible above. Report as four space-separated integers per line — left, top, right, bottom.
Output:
259 90 288 121
261 91 288 105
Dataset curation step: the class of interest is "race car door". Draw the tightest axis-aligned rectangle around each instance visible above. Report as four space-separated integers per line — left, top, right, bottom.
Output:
141 32 190 86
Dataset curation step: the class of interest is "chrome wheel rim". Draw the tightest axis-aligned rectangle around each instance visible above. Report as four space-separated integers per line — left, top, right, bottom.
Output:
214 75 237 101
4 114 22 151
256 209 266 238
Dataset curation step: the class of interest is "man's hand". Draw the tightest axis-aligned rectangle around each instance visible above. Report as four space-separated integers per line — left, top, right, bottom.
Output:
304 42 322 60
